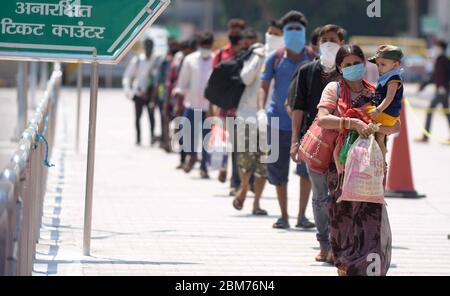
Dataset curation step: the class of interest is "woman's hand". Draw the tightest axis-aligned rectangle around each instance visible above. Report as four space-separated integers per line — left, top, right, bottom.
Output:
352 118 374 138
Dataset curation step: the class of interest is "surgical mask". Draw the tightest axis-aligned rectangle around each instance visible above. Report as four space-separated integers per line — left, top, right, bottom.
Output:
265 32 284 53
342 63 365 81
430 46 444 59
320 42 341 70
228 34 242 46
283 24 306 54
199 48 212 59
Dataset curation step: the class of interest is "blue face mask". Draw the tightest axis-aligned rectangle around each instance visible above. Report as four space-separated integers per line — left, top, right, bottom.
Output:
342 63 366 81
283 24 306 54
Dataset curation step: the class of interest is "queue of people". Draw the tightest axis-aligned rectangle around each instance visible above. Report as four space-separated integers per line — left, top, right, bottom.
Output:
122 9 450 276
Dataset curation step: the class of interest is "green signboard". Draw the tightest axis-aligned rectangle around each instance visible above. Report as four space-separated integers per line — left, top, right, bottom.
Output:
421 15 441 35
0 0 170 64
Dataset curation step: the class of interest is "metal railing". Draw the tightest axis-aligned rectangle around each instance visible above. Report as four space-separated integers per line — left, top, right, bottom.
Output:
0 64 62 276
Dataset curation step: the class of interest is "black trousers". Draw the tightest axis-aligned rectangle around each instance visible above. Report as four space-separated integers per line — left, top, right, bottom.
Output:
133 95 155 144
424 92 450 136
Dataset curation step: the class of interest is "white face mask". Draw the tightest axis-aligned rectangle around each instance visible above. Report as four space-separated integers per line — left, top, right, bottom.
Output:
320 42 341 70
199 48 212 59
265 32 284 53
430 46 444 60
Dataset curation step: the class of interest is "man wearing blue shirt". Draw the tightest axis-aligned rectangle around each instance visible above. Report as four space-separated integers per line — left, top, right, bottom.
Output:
258 11 314 229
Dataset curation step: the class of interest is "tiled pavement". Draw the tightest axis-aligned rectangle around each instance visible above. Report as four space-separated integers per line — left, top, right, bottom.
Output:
32 87 450 276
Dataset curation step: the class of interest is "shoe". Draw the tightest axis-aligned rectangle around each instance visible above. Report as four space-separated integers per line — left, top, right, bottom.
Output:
151 136 159 146
295 217 316 229
218 170 227 183
176 163 185 170
183 156 198 173
272 217 290 229
200 170 210 179
229 187 237 196
415 137 428 143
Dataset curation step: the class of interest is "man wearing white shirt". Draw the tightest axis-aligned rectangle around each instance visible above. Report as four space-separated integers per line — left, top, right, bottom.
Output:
173 32 214 179
232 28 269 215
122 39 160 146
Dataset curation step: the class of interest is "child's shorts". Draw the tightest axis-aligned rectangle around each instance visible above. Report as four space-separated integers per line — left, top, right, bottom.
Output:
366 105 400 126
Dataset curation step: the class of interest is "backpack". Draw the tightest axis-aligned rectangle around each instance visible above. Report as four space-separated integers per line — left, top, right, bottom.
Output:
286 58 319 110
204 48 256 110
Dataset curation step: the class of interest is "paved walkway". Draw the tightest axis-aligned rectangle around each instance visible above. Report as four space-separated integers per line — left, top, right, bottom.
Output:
32 87 450 276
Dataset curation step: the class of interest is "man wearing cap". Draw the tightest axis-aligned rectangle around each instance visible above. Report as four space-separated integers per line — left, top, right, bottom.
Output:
367 45 405 156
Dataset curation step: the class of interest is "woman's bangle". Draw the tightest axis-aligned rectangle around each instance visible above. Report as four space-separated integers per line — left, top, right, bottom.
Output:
339 117 344 130
346 118 352 130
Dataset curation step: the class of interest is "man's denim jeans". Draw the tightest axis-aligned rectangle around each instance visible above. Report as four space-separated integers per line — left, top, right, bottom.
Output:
183 108 209 172
308 167 330 251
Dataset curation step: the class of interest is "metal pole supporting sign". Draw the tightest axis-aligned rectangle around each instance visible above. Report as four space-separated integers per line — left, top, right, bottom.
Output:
76 64 83 153
83 57 99 256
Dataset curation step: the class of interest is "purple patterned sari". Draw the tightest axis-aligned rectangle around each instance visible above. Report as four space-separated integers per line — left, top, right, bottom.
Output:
327 162 392 276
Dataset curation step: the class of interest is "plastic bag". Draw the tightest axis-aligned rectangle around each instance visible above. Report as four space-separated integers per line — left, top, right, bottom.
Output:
206 124 229 171
337 130 359 167
338 135 385 204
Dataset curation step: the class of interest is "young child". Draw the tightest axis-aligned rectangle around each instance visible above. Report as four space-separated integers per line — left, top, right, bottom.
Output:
366 45 404 156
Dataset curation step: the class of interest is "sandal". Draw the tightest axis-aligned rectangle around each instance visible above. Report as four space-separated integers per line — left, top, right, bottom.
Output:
252 208 268 216
337 267 347 276
296 217 316 229
315 250 328 262
183 155 198 173
272 218 290 229
218 170 227 183
315 250 333 263
326 252 335 265
232 198 244 211
229 187 237 196
200 170 210 179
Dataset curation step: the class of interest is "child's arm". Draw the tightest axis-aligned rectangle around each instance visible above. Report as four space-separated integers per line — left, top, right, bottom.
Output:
368 82 399 119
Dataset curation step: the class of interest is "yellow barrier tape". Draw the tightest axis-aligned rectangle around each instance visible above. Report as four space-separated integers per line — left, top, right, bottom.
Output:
415 106 450 114
404 98 450 145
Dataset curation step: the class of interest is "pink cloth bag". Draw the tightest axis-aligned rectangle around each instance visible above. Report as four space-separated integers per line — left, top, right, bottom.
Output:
337 135 386 204
298 119 338 174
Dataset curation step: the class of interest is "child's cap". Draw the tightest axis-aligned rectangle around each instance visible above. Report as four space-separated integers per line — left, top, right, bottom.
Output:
368 45 404 63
